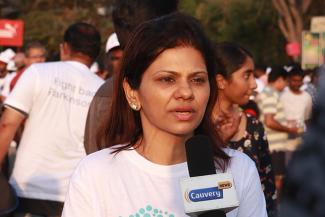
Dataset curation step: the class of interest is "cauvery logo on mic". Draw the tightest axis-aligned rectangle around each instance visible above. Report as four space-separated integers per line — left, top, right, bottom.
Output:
185 186 223 203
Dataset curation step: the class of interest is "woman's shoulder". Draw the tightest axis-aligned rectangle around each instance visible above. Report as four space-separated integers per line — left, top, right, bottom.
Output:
75 147 122 174
85 147 115 161
225 147 253 160
224 148 256 173
223 148 261 193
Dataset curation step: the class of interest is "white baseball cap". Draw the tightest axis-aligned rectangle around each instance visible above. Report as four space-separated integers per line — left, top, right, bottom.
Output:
105 33 120 53
7 60 17 71
0 49 16 64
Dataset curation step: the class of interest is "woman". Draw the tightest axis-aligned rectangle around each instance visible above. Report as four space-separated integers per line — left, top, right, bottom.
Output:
213 42 277 216
62 13 266 217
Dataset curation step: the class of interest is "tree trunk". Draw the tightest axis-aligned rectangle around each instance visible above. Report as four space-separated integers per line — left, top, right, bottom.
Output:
272 0 312 62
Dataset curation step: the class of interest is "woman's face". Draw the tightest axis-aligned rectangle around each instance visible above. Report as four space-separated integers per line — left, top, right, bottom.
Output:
222 57 256 105
126 46 210 138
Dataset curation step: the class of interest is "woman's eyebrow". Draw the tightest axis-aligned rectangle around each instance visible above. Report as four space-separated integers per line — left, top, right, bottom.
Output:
154 70 208 75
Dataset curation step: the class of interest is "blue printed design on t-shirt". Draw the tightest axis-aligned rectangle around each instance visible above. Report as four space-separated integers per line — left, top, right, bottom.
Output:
123 205 175 217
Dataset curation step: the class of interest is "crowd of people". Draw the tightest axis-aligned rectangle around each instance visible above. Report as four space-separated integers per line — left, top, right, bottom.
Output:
0 0 324 217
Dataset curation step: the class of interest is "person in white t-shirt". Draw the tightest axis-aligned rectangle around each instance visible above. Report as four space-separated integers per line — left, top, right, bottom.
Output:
281 66 312 131
0 22 104 216
62 13 267 217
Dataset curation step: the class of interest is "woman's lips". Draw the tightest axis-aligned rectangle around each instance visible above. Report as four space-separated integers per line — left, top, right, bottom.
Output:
172 107 195 121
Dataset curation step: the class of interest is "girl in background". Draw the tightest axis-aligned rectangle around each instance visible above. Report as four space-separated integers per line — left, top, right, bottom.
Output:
213 42 277 216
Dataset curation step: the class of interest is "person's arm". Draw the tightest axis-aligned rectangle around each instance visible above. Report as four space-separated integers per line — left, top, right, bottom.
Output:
0 95 5 104
304 94 313 123
264 114 298 135
0 107 25 165
84 81 113 154
0 66 38 166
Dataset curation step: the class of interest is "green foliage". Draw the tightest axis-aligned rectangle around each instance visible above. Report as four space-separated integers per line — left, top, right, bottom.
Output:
180 0 290 66
4 0 114 58
179 0 198 15
218 0 289 65
3 0 323 65
21 10 65 56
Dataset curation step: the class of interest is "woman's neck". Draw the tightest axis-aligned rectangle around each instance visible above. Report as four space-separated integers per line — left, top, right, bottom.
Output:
213 92 246 142
136 132 189 165
213 93 234 117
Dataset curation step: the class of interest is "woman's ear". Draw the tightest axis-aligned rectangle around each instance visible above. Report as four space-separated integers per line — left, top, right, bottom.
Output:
123 79 141 111
216 74 227 90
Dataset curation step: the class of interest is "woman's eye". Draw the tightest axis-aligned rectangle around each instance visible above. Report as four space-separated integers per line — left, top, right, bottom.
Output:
159 77 175 83
244 72 251 79
192 77 207 84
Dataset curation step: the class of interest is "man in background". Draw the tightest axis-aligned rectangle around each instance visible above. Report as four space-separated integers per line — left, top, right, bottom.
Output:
95 32 123 80
280 66 312 132
279 64 325 217
256 66 299 197
0 22 103 217
10 41 47 91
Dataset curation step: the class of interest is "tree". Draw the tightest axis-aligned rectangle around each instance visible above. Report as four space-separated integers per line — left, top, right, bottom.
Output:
272 0 312 61
1 0 114 58
180 0 290 66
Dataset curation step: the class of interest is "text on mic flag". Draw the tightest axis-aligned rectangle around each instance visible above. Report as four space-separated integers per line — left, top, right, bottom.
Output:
180 173 239 216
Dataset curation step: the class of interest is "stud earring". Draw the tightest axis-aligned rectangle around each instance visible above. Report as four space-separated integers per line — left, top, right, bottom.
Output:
130 103 140 111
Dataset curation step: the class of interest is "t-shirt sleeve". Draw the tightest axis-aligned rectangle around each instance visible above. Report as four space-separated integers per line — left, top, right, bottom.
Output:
260 93 277 114
84 95 112 154
62 160 98 217
4 66 39 115
236 160 268 217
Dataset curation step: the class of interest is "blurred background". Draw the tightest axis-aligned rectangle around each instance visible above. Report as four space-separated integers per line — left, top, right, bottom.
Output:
0 0 325 66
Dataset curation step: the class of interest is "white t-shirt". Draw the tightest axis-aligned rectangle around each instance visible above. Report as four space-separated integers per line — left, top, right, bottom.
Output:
62 147 267 217
5 61 104 202
255 78 265 93
280 89 312 126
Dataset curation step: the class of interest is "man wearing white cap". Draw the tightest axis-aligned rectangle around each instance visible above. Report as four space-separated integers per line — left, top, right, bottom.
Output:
104 32 123 79
83 32 122 154
95 32 123 80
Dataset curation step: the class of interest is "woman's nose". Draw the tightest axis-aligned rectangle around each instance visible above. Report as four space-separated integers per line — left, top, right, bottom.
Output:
174 81 194 100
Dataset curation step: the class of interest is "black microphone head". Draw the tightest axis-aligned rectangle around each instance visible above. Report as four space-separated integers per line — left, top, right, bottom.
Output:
185 135 216 177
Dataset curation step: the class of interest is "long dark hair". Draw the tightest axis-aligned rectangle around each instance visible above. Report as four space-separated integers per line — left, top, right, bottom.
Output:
215 42 253 80
97 13 229 170
112 0 179 48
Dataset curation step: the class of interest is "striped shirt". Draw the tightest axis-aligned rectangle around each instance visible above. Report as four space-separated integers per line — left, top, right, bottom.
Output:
256 86 288 152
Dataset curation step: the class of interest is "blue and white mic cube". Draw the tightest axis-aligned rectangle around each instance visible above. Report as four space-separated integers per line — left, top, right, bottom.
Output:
180 173 239 216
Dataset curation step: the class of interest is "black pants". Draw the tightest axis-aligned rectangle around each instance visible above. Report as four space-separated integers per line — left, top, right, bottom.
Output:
14 198 64 217
271 151 286 176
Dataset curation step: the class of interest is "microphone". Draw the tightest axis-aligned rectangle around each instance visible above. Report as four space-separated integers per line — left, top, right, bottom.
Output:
180 135 239 216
